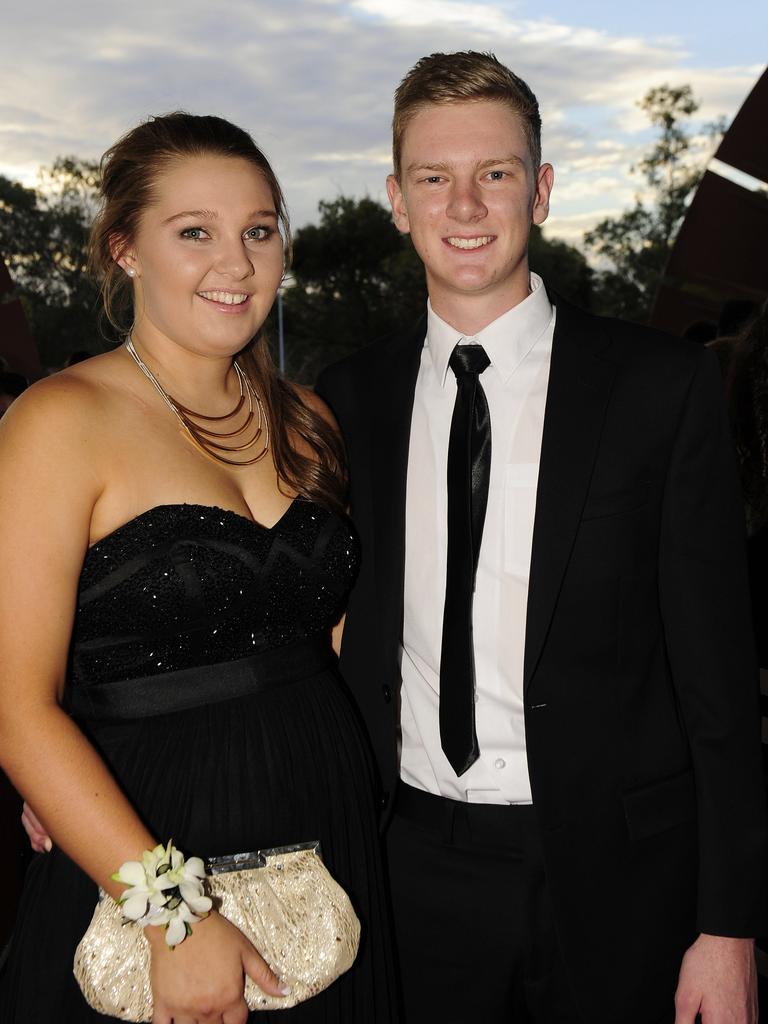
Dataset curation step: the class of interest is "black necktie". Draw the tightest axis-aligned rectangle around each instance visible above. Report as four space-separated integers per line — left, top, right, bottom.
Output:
439 343 492 776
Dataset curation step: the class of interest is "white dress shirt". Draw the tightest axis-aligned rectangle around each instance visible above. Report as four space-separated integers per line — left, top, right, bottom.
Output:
400 273 555 804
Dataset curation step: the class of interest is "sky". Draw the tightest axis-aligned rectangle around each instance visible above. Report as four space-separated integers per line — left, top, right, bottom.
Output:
0 0 765 245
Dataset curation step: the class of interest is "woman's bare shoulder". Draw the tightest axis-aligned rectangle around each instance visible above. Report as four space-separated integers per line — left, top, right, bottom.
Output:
0 354 127 492
3 351 124 432
288 381 340 433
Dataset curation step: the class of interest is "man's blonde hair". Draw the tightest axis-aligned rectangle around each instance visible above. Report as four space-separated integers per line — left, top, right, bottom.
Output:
392 51 542 180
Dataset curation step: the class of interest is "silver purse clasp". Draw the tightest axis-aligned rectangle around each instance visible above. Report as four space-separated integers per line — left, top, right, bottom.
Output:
205 839 321 876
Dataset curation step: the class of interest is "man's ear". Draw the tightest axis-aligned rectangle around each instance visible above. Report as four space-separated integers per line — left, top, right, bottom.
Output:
386 174 410 235
531 162 554 227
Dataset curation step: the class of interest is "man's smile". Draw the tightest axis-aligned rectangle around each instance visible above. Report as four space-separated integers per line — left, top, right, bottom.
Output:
444 235 496 250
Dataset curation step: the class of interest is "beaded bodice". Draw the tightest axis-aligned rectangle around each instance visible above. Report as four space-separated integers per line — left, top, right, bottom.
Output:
68 500 359 688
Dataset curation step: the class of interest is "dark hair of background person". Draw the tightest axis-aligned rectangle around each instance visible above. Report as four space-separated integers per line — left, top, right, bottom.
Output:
682 320 718 344
88 111 347 513
391 50 542 181
0 372 28 415
0 371 28 420
719 299 758 340
64 350 93 367
0 371 28 400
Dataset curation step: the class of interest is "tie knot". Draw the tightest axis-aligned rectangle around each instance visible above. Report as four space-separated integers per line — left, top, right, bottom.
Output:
449 343 490 379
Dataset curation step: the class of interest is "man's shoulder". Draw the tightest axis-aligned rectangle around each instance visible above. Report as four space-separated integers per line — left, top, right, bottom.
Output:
552 293 711 376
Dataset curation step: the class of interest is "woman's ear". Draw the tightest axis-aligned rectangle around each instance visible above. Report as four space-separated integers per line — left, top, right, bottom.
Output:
109 234 139 279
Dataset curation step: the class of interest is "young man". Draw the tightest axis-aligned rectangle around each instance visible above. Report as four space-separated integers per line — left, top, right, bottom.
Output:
316 52 766 1023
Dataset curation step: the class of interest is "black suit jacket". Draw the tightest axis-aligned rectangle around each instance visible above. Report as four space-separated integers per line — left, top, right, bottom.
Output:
316 294 768 1019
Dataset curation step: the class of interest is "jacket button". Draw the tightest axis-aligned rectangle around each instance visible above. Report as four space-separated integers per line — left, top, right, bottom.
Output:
382 685 392 704
380 791 390 809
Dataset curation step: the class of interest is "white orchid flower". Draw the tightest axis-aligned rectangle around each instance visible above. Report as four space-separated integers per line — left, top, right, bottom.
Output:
112 840 212 947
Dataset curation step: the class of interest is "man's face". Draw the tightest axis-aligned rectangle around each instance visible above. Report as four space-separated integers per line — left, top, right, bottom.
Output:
387 99 553 326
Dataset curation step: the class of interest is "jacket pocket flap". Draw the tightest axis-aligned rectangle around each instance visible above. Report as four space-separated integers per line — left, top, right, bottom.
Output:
622 768 696 842
581 482 650 521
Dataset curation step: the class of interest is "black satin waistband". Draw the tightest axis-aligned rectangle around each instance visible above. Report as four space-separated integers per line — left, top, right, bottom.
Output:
66 636 335 721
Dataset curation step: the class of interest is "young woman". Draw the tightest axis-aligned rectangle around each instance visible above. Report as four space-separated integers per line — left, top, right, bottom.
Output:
0 113 397 1023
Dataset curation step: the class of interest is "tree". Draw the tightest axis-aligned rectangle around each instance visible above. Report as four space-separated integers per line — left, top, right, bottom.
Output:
0 158 108 368
0 167 593 379
282 196 594 382
528 225 593 310
280 196 427 383
584 85 723 323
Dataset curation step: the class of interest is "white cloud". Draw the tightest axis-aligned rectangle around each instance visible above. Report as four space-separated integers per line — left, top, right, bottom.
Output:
0 0 762 240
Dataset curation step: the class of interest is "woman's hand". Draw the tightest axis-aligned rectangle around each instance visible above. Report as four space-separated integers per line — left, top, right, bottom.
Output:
21 801 51 853
149 910 287 1024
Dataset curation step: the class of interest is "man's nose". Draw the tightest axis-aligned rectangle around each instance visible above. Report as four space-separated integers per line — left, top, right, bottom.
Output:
446 180 487 222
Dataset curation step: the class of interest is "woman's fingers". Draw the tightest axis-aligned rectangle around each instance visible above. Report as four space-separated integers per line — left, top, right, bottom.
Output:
241 943 287 999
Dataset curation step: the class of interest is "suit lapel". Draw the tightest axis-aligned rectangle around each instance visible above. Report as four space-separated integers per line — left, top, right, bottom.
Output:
523 298 619 691
370 317 425 656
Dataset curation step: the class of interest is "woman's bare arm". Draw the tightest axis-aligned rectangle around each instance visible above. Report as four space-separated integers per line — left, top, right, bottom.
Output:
0 378 157 899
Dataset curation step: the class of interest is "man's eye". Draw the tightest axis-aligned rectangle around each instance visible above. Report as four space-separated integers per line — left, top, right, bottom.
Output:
488 170 506 181
425 176 442 184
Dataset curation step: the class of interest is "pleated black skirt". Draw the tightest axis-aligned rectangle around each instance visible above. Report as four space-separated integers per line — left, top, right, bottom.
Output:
0 665 398 1022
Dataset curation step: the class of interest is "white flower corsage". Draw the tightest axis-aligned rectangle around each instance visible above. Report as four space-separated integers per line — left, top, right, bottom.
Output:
112 839 213 948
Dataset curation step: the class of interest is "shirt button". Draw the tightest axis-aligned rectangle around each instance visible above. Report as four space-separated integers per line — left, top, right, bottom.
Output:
494 758 506 770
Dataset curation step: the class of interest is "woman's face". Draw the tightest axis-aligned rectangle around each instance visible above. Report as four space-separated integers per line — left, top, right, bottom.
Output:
125 154 284 357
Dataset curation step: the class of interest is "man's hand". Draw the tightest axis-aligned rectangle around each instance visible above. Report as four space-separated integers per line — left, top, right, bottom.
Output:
21 801 51 852
674 933 757 1023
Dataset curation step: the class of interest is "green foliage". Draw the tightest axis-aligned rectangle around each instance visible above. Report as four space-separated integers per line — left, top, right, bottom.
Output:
280 196 427 383
584 85 723 323
0 158 109 368
528 225 593 310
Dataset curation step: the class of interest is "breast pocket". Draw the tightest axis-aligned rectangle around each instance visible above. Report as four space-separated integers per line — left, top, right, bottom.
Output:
580 482 650 522
504 463 539 577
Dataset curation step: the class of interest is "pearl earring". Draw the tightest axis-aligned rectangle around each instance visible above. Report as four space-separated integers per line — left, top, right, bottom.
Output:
126 268 136 278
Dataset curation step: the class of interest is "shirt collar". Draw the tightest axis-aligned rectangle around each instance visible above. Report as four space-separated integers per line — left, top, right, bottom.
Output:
426 272 554 387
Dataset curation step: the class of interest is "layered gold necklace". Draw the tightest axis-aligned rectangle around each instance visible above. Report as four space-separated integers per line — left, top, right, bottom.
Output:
126 338 270 467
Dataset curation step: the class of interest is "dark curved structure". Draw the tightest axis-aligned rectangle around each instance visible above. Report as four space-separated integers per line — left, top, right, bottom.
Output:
650 68 768 336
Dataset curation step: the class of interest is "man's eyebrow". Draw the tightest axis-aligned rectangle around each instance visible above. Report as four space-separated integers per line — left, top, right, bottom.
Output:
405 154 526 175
477 154 526 170
161 208 278 225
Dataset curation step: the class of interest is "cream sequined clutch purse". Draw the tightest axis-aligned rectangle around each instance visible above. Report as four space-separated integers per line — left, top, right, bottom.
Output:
73 841 361 1021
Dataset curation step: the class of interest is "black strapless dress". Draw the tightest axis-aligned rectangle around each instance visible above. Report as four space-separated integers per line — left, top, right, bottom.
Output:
0 500 398 1022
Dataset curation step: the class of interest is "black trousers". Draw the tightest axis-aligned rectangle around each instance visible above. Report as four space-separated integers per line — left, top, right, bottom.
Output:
385 783 583 1024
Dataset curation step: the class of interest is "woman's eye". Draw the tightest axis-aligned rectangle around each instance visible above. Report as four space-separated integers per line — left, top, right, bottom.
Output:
180 227 207 240
244 226 272 241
